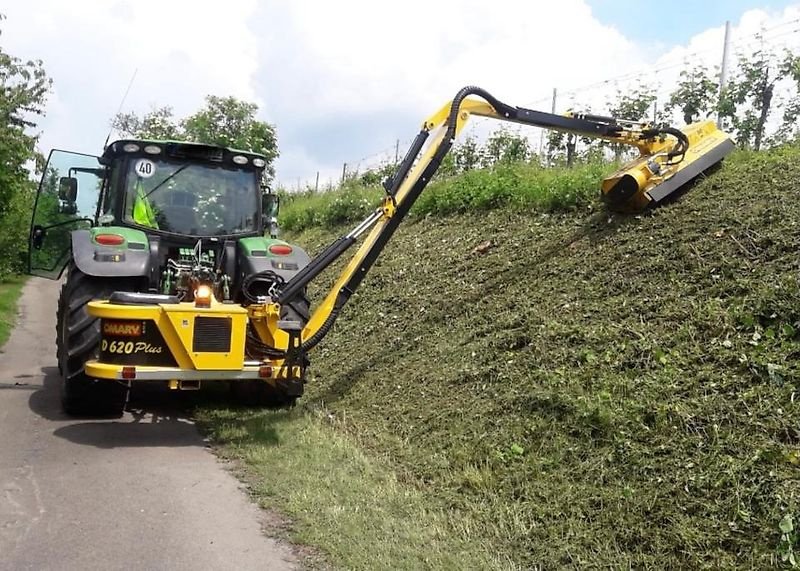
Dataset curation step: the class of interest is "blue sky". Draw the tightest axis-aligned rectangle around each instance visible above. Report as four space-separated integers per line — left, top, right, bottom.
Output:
589 0 797 43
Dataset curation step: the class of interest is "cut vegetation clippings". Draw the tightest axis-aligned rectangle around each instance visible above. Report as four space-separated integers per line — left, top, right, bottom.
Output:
201 143 800 569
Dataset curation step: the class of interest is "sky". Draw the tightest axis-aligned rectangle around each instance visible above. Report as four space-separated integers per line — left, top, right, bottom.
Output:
3 1 800 189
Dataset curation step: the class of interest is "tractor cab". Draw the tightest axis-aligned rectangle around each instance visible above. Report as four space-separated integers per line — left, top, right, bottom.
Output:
28 138 312 415
29 140 274 280
29 140 306 306
103 140 265 238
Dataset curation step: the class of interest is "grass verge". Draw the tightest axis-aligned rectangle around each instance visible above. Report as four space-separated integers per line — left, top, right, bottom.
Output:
0 275 26 349
195 406 511 570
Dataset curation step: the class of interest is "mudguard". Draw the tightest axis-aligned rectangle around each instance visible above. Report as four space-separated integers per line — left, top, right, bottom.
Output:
237 237 311 283
71 227 151 278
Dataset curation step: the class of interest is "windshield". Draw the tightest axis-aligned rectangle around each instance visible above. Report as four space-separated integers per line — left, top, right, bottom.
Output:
123 158 259 236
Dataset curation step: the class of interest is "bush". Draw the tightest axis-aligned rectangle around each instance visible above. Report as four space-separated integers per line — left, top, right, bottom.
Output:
280 183 382 232
0 186 34 279
279 160 614 233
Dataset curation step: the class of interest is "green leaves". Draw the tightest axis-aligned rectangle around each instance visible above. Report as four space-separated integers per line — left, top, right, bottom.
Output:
0 14 51 277
667 66 718 125
112 96 279 182
183 96 278 179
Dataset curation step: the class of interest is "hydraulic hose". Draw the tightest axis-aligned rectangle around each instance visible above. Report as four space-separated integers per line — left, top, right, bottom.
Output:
301 304 341 352
642 126 690 163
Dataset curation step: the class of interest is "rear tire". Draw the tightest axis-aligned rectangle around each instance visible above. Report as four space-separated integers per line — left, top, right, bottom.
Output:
57 261 138 416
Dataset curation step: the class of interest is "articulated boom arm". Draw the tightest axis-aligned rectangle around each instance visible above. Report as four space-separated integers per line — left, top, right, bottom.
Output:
260 86 733 354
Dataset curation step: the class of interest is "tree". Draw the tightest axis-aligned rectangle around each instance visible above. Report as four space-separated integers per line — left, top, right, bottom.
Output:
666 65 718 124
113 95 279 181
183 96 278 178
546 130 575 166
453 135 482 172
0 13 52 276
606 84 657 161
774 50 800 144
718 41 792 150
482 128 530 166
436 135 482 178
113 106 181 140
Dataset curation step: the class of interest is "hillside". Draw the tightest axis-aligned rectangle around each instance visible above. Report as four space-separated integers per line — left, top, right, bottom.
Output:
203 145 800 569
199 147 800 569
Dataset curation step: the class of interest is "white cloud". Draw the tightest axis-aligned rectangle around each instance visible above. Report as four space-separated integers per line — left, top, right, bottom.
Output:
252 0 649 184
4 1 800 188
3 0 259 154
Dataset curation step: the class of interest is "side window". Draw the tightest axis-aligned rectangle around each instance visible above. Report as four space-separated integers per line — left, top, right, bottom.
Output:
103 166 121 216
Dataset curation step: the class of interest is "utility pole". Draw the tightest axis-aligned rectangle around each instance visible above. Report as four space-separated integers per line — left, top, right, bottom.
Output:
341 162 347 185
717 20 732 128
395 139 400 163
539 88 557 163
314 171 319 192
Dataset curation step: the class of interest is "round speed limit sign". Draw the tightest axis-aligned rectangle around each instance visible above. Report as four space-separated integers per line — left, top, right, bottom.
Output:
134 158 156 179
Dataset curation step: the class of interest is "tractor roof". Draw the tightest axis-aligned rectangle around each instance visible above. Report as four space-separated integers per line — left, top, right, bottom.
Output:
101 139 268 167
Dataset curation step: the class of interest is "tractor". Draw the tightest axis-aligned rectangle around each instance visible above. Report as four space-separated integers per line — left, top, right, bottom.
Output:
28 86 734 416
30 139 311 413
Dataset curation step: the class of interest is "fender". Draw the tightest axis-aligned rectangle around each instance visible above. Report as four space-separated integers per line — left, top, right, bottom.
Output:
71 227 151 278
237 237 311 284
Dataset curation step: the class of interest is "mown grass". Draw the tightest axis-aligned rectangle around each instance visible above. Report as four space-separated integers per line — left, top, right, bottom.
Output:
195 406 511 570
280 160 612 233
202 145 800 568
0 275 26 349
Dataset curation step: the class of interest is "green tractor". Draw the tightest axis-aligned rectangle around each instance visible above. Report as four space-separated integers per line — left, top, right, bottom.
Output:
29 140 311 415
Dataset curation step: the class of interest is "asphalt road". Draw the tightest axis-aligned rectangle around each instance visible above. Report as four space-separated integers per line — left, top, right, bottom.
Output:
0 278 297 570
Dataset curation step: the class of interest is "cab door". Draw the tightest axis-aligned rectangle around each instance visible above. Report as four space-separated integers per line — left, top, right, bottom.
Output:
28 150 106 279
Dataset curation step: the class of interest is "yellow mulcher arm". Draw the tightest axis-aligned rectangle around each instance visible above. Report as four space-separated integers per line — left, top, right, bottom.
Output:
85 86 733 395
263 86 734 357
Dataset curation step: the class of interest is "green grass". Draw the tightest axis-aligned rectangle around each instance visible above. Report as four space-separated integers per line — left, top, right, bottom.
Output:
279 160 612 233
195 406 512 570
202 144 800 568
0 275 26 349
281 184 380 233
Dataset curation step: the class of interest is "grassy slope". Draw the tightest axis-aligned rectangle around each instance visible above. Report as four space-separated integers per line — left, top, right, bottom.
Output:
204 146 800 568
0 276 26 349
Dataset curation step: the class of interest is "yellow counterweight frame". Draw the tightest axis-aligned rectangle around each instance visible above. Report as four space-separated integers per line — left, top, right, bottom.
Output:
85 299 300 383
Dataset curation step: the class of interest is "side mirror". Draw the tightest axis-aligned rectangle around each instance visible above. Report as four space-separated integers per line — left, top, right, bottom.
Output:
31 225 45 250
262 191 280 238
59 177 78 203
262 191 280 219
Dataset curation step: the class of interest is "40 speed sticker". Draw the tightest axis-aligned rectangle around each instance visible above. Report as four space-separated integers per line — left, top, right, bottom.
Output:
101 340 163 354
134 158 156 179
